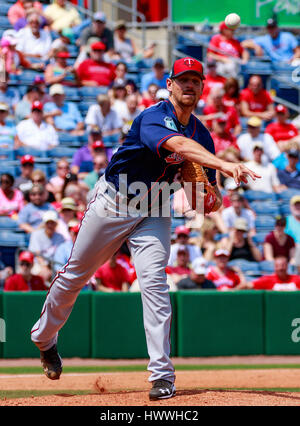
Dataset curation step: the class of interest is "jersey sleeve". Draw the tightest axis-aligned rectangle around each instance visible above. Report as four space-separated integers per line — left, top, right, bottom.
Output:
252 276 273 290
139 109 184 157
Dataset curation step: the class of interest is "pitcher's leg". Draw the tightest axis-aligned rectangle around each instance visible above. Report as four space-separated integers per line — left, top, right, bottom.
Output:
127 216 175 383
31 189 139 351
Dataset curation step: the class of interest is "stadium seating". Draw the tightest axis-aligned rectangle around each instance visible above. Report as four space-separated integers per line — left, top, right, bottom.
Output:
244 190 277 202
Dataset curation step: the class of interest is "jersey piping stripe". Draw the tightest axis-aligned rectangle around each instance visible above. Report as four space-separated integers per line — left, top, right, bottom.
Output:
30 189 99 335
156 133 183 158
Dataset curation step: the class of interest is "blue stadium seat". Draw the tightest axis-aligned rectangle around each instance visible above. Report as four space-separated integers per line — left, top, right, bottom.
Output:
280 204 291 216
103 133 120 145
0 231 28 246
15 147 49 158
244 190 277 202
0 148 14 160
0 16 12 29
252 232 268 245
250 201 280 216
48 147 77 158
255 215 276 231
78 86 108 99
78 101 94 114
0 165 18 177
63 87 80 101
228 259 261 276
0 217 19 230
259 260 275 274
58 133 80 146
18 71 43 85
277 189 300 203
0 4 10 15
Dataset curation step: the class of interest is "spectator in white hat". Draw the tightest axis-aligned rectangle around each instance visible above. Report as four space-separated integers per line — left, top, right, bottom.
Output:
44 84 84 135
28 210 65 282
177 257 215 290
206 248 247 290
228 218 262 262
79 12 114 55
237 116 280 164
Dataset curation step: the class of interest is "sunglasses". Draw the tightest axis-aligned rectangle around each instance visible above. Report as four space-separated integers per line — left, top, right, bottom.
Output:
1 179 10 184
20 261 31 267
32 178 45 183
30 192 43 196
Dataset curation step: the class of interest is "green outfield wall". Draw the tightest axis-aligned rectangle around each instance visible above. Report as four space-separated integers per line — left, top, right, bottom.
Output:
0 291 300 358
171 0 300 27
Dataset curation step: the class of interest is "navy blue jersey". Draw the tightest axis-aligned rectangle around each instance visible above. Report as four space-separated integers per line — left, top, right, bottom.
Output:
105 100 216 195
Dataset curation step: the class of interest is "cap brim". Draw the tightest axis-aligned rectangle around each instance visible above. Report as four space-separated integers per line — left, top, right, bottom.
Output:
171 70 205 80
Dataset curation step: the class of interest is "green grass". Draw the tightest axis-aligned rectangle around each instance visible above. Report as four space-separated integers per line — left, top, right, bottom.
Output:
1 363 300 375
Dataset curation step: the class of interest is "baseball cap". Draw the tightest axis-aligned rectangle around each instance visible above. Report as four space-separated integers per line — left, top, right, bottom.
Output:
266 18 277 28
21 154 34 165
234 218 249 232
31 101 43 111
19 251 34 264
156 88 169 100
153 58 164 68
247 116 262 127
291 195 300 205
115 20 126 30
90 41 106 51
93 11 106 22
214 249 230 257
192 257 207 275
169 57 205 80
92 140 105 149
253 142 264 151
0 102 9 111
287 149 299 158
49 84 65 96
275 104 288 114
43 210 58 223
175 225 190 236
60 197 77 211
33 75 45 84
219 21 230 31
56 51 70 59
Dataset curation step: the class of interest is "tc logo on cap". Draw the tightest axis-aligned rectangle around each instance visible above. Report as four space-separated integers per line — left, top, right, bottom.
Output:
184 58 195 67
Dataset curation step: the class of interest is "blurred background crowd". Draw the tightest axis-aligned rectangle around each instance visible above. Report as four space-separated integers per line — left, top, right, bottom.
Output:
0 0 300 293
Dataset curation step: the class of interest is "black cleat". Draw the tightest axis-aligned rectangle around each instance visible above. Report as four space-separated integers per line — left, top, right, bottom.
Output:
149 379 176 400
40 344 63 380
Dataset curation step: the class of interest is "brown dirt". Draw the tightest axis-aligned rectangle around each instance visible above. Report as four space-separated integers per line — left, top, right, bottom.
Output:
1 369 300 406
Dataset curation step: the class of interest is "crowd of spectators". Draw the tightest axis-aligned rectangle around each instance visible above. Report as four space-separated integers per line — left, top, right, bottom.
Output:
0 5 299 292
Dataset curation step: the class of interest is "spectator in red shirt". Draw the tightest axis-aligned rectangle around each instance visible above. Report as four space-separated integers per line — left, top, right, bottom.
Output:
265 104 299 151
207 21 249 78
222 77 241 110
4 251 47 291
201 59 226 104
249 256 300 290
140 83 159 110
167 245 191 285
264 216 295 261
240 75 275 121
76 41 116 87
203 86 241 136
95 253 130 292
210 115 240 161
206 248 246 290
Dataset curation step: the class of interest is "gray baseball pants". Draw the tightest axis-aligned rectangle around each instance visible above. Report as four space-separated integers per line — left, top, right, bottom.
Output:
31 176 175 383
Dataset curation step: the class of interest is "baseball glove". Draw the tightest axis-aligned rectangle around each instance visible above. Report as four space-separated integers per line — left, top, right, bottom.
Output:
181 160 218 214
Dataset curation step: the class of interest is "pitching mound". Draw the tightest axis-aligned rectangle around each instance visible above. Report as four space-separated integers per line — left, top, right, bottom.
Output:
1 369 300 405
